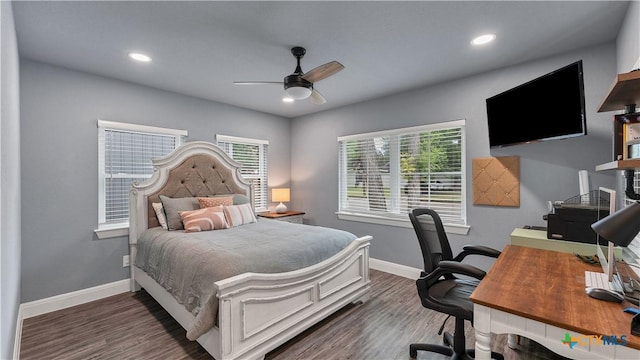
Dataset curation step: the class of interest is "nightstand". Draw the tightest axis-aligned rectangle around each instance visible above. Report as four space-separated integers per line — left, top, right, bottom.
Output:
257 211 305 224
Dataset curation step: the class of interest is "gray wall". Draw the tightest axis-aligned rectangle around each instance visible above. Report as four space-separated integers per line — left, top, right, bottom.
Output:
1 1 22 358
291 43 618 272
617 0 639 73
20 60 291 302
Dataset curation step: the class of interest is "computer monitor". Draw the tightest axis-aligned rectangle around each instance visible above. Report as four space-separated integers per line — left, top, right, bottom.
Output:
596 187 620 288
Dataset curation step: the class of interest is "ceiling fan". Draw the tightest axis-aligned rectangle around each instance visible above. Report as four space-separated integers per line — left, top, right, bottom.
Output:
234 46 344 104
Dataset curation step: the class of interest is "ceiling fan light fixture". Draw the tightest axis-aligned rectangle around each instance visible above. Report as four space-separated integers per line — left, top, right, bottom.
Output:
282 97 294 103
285 86 312 100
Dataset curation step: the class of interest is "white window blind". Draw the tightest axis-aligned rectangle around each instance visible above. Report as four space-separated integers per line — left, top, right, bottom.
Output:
98 120 186 228
216 135 268 212
338 120 466 226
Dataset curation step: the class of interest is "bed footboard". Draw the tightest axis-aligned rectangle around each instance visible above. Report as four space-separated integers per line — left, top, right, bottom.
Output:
214 235 371 360
132 235 370 360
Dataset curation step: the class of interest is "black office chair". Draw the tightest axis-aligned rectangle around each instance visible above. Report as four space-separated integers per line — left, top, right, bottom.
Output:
409 208 503 360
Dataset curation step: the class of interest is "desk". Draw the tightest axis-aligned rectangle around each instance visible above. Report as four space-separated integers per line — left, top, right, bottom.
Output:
470 245 640 359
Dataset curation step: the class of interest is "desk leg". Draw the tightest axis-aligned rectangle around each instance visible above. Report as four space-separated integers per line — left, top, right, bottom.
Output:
507 334 519 349
475 329 492 359
474 304 492 360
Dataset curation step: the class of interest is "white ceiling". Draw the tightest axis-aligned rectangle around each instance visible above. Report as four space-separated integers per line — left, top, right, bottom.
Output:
12 1 630 118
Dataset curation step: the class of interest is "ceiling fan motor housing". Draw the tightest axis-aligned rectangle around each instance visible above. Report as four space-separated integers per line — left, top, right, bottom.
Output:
284 74 312 90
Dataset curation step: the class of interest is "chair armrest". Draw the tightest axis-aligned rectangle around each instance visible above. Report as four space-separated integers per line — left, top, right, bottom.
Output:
453 245 501 262
424 260 486 282
417 261 487 309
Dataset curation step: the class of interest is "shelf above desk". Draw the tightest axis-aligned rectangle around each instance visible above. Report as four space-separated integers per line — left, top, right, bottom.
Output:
510 228 622 257
598 70 640 113
595 159 640 171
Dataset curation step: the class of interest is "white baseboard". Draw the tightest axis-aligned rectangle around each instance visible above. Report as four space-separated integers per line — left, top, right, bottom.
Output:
13 306 23 360
20 279 130 319
370 258 422 279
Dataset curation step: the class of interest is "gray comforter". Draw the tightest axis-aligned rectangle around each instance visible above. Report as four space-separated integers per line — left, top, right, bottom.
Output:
135 220 357 340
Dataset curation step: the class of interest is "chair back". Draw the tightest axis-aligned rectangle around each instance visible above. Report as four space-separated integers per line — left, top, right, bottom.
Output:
409 208 454 273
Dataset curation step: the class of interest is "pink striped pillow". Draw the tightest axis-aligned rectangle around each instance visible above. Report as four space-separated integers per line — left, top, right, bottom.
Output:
180 206 229 233
223 203 257 227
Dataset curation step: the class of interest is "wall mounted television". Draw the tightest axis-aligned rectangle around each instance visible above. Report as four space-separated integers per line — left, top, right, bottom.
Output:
486 60 587 148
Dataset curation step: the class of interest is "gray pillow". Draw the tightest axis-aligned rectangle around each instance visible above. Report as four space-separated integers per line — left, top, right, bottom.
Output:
159 195 200 230
232 194 250 205
208 194 250 205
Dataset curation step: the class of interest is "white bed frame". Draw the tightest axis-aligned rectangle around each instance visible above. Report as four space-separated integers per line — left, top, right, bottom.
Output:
129 141 371 360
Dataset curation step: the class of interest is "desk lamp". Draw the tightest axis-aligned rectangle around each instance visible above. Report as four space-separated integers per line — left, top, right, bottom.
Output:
591 202 640 247
591 201 640 335
272 188 290 213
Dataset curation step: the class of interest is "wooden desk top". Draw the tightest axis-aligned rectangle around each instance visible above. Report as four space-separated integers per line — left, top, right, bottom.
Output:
470 245 640 350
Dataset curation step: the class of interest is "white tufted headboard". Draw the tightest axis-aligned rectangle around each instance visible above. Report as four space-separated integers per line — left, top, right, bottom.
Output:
128 141 253 244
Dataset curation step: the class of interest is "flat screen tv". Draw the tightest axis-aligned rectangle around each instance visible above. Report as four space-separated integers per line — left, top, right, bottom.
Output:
486 60 587 148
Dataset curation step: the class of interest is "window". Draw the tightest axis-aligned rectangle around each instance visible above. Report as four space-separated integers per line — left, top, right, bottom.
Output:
338 120 466 230
216 135 268 212
97 120 187 235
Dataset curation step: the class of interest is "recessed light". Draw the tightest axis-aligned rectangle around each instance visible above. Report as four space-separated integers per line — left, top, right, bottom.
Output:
128 52 152 63
282 97 294 103
471 34 496 46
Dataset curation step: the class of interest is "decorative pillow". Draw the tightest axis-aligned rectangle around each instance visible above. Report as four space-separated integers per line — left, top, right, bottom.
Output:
198 196 233 208
152 202 168 230
159 195 200 230
207 194 250 205
180 206 229 233
231 194 250 205
223 203 257 227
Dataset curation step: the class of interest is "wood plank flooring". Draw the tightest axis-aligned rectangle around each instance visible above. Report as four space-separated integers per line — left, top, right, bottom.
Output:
20 270 567 359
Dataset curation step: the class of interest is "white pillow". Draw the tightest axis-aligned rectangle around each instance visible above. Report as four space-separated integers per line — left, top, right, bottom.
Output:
152 202 168 230
223 203 257 227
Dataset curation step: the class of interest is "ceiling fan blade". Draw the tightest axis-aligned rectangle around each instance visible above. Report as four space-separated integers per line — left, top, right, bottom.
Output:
310 89 327 105
233 81 283 85
301 61 344 83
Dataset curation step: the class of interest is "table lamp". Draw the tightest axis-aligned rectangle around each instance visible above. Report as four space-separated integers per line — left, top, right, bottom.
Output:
272 188 290 213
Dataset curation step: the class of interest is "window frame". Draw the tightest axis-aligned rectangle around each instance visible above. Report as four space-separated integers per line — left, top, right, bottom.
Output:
337 120 469 235
216 134 269 213
95 120 187 239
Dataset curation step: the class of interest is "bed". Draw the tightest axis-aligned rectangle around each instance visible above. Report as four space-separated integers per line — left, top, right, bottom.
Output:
129 141 371 360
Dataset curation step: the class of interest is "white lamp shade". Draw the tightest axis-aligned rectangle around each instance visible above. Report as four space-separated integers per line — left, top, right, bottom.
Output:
272 188 290 202
272 188 290 213
285 86 312 100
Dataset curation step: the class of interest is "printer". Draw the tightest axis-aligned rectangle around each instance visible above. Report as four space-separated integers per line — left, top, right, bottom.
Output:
545 192 610 244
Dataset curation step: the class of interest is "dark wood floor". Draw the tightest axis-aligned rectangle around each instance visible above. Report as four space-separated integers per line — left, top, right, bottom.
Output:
20 270 567 360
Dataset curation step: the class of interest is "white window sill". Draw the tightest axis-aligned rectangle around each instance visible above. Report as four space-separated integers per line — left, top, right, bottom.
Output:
94 223 129 239
336 211 470 235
